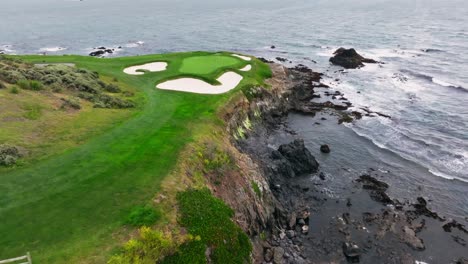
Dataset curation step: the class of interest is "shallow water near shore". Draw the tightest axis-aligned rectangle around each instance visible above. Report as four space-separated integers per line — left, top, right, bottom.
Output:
1 0 467 236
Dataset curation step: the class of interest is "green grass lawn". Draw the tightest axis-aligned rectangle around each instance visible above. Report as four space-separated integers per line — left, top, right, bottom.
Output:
0 51 270 263
179 54 242 75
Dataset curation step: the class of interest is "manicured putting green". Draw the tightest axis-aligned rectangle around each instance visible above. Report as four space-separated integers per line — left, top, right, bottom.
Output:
179 55 241 75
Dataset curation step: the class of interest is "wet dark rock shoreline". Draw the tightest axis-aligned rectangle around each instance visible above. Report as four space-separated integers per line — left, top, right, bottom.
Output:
232 61 468 263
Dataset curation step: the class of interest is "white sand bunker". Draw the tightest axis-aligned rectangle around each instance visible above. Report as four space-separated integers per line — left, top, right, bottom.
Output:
123 62 168 75
156 72 243 94
240 64 252 72
232 54 252 61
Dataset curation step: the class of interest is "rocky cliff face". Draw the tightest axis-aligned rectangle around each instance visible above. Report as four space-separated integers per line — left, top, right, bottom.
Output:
214 63 332 262
216 62 468 264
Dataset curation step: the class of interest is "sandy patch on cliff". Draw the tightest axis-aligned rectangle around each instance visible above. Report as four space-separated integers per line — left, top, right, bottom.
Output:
240 64 252 71
156 72 243 94
232 54 252 61
123 62 168 75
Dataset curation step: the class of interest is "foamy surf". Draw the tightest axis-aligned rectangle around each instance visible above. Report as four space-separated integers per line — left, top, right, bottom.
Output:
39 47 67 52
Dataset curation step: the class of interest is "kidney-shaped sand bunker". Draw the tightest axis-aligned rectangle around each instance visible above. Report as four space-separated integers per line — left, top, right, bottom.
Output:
123 62 168 75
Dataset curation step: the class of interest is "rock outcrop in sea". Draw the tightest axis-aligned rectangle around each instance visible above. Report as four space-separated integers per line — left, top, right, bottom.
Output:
330 47 377 69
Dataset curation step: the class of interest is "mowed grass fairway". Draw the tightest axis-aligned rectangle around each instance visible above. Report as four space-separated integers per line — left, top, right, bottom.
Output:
0 52 270 263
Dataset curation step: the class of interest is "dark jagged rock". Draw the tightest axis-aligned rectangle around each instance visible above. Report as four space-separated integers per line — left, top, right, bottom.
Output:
330 48 377 69
319 172 326 180
412 197 440 219
357 174 392 204
276 57 288 62
442 219 468 234
89 50 106 57
257 57 274 63
320 144 331 153
358 174 389 190
342 242 361 263
278 139 319 175
89 47 114 57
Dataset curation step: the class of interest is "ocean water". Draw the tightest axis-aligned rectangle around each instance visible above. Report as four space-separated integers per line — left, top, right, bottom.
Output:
1 0 467 213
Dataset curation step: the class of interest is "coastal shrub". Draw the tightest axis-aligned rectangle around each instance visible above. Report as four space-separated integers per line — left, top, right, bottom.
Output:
16 80 43 91
93 94 135 109
29 80 43 91
42 75 61 85
16 79 30 89
108 227 177 264
10 86 19 94
77 92 95 101
61 97 81 110
0 144 21 167
123 91 134 97
0 59 137 109
0 69 23 83
172 188 252 264
51 83 63 93
199 143 234 175
161 239 206 264
125 206 161 227
105 83 121 93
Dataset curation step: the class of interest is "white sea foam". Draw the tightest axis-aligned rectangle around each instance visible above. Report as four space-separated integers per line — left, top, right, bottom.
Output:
39 47 67 52
0 45 15 53
365 48 424 60
432 78 457 88
125 41 145 48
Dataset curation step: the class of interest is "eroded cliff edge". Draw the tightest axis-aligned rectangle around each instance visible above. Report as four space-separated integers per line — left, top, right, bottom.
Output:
214 63 468 264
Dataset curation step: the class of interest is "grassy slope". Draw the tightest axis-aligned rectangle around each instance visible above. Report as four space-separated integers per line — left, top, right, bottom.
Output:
0 51 266 263
0 85 137 165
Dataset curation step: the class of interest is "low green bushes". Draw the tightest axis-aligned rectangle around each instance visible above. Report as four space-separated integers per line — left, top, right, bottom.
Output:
0 144 21 167
93 94 135 109
105 83 121 93
164 189 251 264
125 206 161 227
61 97 81 110
17 79 44 91
0 59 135 109
10 86 19 94
108 227 177 264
